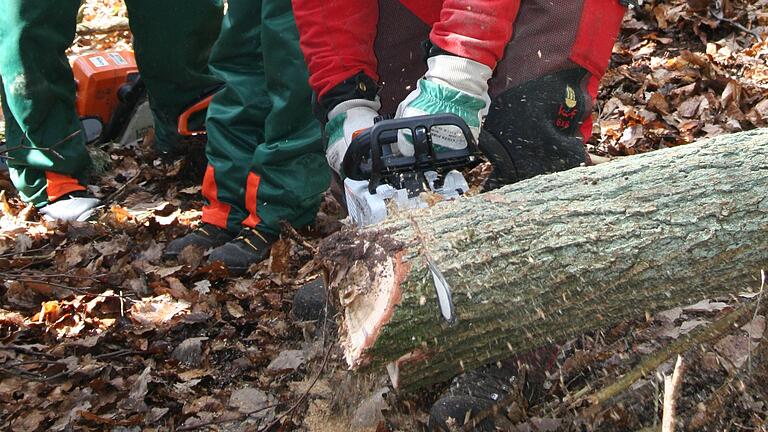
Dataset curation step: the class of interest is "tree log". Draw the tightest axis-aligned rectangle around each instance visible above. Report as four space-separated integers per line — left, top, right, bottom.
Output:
320 128 768 391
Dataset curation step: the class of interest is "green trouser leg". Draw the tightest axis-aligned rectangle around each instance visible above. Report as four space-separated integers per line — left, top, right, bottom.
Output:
252 0 330 232
202 0 270 233
125 0 224 154
202 0 330 235
0 0 90 207
0 0 223 206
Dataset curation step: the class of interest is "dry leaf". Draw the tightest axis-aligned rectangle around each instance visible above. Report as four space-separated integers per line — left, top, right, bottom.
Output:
129 295 189 327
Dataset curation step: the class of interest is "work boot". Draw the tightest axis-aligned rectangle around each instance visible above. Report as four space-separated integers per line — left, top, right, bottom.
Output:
291 278 336 322
38 191 102 222
480 68 593 191
208 227 278 275
428 346 558 431
164 223 236 260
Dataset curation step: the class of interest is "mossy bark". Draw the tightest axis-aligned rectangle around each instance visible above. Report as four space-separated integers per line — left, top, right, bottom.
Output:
323 128 768 391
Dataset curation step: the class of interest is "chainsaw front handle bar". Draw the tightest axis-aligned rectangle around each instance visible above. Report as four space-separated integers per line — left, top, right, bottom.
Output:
342 113 478 192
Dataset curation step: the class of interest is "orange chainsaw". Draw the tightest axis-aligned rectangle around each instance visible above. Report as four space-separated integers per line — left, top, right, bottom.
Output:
72 50 218 145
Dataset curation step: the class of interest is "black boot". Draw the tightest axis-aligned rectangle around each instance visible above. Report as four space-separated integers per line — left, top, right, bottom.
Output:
480 68 593 191
208 227 278 275
291 278 336 322
428 346 558 431
164 223 236 260
39 191 102 222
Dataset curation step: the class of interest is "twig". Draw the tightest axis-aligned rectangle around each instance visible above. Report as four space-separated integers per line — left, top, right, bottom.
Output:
661 356 685 432
0 366 47 380
0 246 51 258
0 359 73 382
748 270 765 373
175 406 279 431
2 358 64 368
76 16 130 35
254 278 335 432
711 9 762 41
0 344 58 359
253 342 333 432
279 220 318 254
9 278 136 300
92 349 145 360
105 168 144 203
581 303 752 407
4 271 111 280
0 129 79 160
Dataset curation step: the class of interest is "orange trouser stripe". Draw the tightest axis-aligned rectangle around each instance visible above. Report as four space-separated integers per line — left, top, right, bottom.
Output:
45 171 86 202
201 165 231 228
242 172 262 228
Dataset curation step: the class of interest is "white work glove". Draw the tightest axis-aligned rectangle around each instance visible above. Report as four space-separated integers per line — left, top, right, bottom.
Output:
395 55 492 156
325 98 381 176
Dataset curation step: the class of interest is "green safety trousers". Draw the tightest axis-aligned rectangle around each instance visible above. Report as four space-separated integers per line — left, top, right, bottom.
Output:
0 0 223 206
201 0 330 236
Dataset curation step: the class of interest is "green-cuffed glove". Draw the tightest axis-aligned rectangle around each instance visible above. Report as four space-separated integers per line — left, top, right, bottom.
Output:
325 98 381 176
395 55 492 156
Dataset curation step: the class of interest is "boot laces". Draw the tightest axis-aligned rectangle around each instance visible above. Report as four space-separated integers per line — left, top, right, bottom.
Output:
235 227 272 252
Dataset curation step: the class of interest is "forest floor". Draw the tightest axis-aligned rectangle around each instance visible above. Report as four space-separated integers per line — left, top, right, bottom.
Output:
1 1 768 431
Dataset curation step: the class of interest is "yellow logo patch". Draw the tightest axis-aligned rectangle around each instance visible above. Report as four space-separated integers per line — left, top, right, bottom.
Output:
565 85 577 109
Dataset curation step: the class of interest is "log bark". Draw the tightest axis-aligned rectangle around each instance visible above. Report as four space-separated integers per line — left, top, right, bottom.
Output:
320 128 768 391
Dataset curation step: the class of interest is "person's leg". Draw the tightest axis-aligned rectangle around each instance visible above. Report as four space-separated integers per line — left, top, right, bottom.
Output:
123 0 224 155
251 0 329 232
0 0 92 208
481 0 627 188
165 0 269 259
208 0 331 274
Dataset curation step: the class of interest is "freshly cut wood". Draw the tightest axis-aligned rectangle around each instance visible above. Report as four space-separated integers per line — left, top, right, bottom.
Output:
319 128 768 391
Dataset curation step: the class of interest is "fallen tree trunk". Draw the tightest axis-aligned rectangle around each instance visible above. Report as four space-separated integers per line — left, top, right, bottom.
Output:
320 128 768 391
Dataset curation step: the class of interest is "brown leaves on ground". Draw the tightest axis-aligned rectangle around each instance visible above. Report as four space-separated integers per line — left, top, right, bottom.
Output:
591 0 768 156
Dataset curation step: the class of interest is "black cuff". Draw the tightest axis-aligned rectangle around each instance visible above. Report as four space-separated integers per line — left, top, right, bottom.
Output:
314 72 379 123
421 39 457 64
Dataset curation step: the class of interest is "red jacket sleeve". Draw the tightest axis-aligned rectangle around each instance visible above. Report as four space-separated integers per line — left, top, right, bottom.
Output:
399 0 443 25
429 0 520 69
292 0 380 100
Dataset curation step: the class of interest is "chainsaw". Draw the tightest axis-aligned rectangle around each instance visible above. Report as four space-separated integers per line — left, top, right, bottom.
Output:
72 50 218 145
0 50 216 172
341 113 480 227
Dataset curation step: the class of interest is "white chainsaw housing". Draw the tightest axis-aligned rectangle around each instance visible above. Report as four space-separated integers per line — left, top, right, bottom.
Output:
344 170 470 227
118 100 154 146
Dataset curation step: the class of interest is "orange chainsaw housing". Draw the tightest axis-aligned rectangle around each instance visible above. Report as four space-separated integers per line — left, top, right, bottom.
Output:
72 51 138 124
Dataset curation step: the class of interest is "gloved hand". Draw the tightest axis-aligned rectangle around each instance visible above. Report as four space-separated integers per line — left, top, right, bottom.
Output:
325 98 381 176
395 54 492 156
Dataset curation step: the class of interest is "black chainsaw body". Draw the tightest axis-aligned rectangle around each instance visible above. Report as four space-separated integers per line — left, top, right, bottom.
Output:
341 113 480 195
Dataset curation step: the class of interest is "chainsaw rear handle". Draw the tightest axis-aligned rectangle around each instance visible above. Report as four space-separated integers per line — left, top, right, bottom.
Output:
342 113 478 188
177 94 215 136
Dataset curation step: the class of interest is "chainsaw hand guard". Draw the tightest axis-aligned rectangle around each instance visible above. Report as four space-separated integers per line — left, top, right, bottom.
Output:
342 113 480 194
